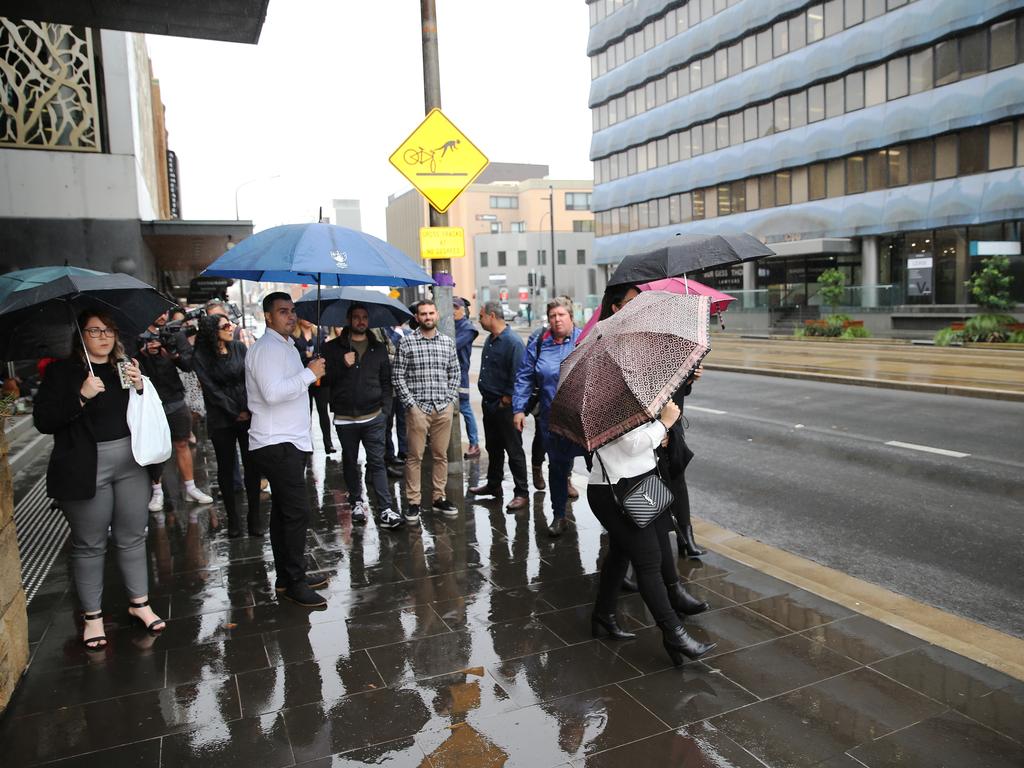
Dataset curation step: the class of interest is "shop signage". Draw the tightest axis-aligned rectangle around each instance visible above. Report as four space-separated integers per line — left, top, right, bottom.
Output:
907 256 933 297
419 227 465 259
969 241 1021 256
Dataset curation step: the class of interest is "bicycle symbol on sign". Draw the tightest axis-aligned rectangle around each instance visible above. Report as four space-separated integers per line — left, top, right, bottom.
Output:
403 139 460 174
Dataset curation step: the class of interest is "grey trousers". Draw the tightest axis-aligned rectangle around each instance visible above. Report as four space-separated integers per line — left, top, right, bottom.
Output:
62 437 151 612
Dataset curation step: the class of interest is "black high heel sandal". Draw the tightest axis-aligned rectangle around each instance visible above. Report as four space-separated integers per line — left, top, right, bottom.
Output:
82 611 107 651
128 600 166 633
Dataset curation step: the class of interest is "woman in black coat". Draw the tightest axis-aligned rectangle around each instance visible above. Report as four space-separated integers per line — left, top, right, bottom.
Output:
191 315 262 538
34 311 165 650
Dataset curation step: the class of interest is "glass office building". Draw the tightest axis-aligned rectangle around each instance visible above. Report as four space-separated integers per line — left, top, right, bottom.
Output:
587 0 1024 329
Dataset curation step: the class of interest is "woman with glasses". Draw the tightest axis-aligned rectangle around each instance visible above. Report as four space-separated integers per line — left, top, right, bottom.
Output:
34 311 166 650
192 315 263 538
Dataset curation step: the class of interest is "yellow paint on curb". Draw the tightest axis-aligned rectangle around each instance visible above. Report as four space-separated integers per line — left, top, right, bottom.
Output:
692 517 1024 682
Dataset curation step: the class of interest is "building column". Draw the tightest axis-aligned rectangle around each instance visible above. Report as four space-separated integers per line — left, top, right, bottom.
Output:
742 261 756 308
861 236 879 308
0 421 29 713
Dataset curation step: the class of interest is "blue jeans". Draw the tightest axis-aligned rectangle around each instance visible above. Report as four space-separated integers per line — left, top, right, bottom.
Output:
540 416 577 521
459 394 479 446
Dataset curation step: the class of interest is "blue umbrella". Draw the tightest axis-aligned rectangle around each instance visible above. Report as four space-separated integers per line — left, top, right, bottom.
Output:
295 287 412 328
0 266 106 304
200 223 434 287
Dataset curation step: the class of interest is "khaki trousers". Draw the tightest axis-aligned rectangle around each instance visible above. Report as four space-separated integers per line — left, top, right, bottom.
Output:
404 403 454 505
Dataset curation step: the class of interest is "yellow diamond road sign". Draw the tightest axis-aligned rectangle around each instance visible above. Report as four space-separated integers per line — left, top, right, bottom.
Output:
389 108 489 214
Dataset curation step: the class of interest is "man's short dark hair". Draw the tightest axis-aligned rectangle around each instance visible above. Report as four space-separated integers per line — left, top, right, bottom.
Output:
262 291 292 313
482 300 502 318
347 302 369 320
417 299 436 310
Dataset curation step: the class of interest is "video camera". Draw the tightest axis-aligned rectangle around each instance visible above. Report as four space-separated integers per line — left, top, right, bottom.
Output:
138 306 205 345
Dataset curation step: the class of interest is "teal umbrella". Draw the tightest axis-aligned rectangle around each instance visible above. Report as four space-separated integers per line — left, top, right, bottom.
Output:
0 266 106 304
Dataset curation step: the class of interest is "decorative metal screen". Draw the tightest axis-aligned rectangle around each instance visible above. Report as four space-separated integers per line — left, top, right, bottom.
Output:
0 20 101 151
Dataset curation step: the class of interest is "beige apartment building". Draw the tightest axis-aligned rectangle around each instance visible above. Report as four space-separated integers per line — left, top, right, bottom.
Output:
386 163 596 311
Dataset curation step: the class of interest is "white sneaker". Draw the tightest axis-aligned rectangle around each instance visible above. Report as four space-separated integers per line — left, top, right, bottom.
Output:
186 486 214 504
378 508 403 530
352 500 369 524
148 489 164 513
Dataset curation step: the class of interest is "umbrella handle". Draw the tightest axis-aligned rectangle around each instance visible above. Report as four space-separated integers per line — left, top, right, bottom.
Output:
69 302 94 377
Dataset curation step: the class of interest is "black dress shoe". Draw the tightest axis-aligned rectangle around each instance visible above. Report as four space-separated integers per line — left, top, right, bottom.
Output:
468 484 501 497
547 517 569 537
667 582 709 616
386 465 403 478
281 582 327 607
591 612 636 640
660 623 716 666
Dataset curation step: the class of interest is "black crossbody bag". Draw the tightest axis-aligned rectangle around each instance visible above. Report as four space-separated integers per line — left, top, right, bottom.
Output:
595 451 674 528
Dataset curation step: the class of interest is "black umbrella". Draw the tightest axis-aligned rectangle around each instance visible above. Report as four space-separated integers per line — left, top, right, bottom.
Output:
607 233 775 287
0 271 175 362
294 286 412 328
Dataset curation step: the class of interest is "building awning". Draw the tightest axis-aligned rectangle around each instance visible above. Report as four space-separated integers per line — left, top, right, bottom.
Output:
764 238 860 257
142 219 252 302
4 0 270 44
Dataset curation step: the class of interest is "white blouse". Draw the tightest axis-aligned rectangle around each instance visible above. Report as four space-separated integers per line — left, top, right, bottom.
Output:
589 420 668 485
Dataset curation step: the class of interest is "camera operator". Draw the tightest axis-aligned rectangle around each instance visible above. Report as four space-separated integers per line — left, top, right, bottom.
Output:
206 299 255 347
136 311 214 510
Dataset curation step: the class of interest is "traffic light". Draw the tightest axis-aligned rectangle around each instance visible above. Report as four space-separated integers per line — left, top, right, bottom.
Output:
540 275 547 288
527 272 535 287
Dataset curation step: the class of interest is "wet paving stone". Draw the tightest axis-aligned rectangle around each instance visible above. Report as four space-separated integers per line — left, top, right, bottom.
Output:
577 720 768 767
8 433 1021 766
619 662 758 726
490 640 643 707
160 713 294 768
870 644 1018 706
705 633 860 699
798 614 929 664
848 709 1024 767
236 649 384 716
164 633 271 686
0 676 240 765
711 667 947 767
743 588 856 632
41 739 162 767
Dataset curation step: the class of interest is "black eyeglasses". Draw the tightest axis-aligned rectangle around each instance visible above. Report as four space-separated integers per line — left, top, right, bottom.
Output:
83 327 116 338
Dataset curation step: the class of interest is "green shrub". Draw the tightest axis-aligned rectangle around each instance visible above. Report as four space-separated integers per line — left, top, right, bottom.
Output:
817 268 846 313
1009 330 1024 344
841 325 871 339
934 327 963 346
964 313 1016 342
967 256 1014 311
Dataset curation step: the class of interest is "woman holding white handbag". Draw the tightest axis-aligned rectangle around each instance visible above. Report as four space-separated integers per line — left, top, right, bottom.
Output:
34 310 167 651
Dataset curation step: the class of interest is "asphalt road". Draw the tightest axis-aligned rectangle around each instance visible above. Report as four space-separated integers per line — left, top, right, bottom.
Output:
679 371 1024 638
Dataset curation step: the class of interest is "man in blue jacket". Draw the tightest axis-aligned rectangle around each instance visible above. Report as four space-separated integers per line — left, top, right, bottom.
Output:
453 297 480 459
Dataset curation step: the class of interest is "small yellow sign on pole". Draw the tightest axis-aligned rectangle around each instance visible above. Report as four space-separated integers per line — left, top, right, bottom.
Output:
420 227 465 260
389 108 489 213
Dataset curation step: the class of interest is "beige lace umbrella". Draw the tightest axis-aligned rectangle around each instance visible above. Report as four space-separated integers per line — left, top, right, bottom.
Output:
549 291 710 452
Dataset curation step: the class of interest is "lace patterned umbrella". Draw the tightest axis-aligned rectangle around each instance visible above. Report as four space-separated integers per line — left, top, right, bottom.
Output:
549 291 711 452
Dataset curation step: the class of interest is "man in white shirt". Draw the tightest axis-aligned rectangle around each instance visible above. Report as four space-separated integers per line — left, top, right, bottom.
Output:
246 292 328 607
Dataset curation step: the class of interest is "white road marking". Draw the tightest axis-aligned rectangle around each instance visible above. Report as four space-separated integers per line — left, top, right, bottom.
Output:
884 440 970 459
11 432 48 466
686 405 727 415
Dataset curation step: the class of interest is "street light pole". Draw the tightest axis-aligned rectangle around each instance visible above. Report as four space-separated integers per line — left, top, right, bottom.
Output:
419 0 463 476
548 184 556 297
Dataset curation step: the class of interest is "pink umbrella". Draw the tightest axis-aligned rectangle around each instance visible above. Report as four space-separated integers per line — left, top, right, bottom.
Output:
579 277 736 342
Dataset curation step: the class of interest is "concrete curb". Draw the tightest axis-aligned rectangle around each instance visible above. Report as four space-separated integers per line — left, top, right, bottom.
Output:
702 363 1024 402
693 517 1024 682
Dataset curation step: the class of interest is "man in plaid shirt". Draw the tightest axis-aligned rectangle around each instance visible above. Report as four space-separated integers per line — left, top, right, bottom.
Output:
393 300 461 522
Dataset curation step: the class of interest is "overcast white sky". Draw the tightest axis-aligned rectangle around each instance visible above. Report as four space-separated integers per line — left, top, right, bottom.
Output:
146 0 594 239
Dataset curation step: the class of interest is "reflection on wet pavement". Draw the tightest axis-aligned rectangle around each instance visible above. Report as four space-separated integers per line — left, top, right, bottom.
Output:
2 436 1022 767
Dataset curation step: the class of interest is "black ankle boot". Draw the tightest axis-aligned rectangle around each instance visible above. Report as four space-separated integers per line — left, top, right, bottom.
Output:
660 623 716 666
247 513 263 537
667 582 709 616
591 612 636 640
621 575 638 592
227 511 242 538
678 522 706 558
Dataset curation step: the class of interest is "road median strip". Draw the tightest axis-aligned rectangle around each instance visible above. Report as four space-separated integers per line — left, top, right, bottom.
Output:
694 516 1024 682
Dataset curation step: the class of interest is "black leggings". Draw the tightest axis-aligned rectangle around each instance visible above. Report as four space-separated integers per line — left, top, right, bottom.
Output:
209 422 261 526
309 386 334 451
589 484 681 630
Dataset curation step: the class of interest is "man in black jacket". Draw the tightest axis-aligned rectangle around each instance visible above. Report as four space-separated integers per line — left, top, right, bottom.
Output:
136 312 213 509
323 304 401 530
